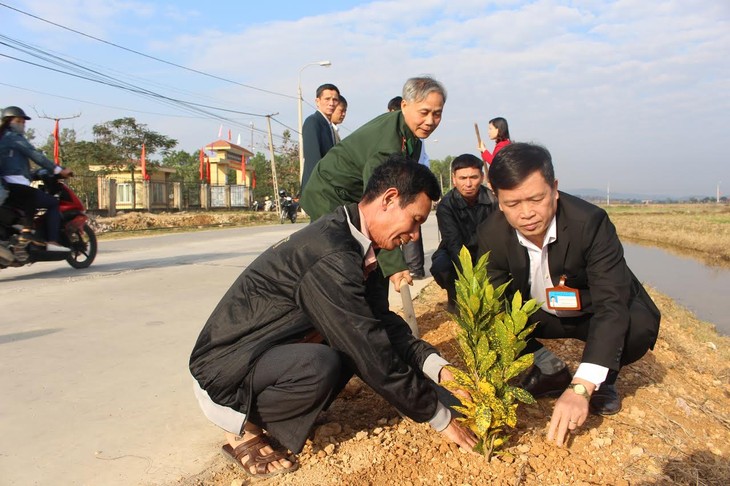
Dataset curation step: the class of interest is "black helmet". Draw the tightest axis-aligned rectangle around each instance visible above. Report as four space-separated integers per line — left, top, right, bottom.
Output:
279 189 287 196
1 106 31 120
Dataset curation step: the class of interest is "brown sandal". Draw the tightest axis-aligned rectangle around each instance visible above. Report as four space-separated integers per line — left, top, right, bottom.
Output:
221 435 298 478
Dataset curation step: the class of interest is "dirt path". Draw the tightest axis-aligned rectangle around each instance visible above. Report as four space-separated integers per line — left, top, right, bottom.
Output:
181 283 730 486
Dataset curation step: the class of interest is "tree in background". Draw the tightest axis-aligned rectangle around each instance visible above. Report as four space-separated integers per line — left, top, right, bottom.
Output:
429 155 455 194
162 149 199 184
30 116 326 211
40 127 117 208
92 117 177 206
273 129 300 196
249 152 272 200
249 129 301 201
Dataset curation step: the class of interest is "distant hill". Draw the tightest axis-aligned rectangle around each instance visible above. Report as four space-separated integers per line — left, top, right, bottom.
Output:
565 187 715 203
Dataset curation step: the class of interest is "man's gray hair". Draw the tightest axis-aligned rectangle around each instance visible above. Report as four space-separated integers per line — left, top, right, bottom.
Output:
402 77 447 103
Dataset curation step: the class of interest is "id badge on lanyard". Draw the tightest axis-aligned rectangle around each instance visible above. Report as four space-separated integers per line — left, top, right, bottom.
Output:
546 275 581 311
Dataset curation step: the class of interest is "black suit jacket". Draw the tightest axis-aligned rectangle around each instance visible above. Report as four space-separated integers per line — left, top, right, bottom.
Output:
477 191 660 369
301 111 335 189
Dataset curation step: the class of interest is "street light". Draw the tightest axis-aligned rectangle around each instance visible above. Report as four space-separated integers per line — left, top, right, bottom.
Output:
297 60 332 184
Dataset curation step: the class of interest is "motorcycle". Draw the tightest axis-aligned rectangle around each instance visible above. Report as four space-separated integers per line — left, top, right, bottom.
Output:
279 190 298 224
0 170 97 270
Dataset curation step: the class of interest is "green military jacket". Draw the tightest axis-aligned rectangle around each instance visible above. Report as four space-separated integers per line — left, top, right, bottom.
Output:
300 110 422 277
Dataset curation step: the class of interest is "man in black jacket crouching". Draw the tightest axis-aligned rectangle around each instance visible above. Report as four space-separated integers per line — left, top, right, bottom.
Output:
190 157 477 479
430 153 497 313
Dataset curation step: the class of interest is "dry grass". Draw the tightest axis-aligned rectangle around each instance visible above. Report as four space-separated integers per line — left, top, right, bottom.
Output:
605 204 730 266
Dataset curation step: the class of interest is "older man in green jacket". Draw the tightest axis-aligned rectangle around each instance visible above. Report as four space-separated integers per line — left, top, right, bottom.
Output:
300 76 446 284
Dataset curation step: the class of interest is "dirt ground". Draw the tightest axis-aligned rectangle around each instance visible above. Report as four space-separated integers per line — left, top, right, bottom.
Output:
95 212 730 485
177 282 729 486
93 210 279 235
100 212 729 485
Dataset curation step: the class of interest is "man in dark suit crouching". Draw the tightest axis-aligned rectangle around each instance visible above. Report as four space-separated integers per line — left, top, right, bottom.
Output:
477 142 660 446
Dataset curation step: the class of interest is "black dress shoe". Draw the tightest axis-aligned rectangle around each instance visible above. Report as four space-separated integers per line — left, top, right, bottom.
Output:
446 300 458 315
410 271 426 280
518 365 572 398
589 384 621 415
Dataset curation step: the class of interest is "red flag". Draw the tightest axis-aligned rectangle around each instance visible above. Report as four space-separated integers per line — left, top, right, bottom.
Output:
241 153 247 185
251 170 256 189
199 148 205 181
228 129 232 141
53 119 60 165
141 143 150 181
206 156 211 184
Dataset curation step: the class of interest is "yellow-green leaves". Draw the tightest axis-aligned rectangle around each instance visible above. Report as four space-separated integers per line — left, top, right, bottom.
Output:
504 354 534 382
443 246 540 459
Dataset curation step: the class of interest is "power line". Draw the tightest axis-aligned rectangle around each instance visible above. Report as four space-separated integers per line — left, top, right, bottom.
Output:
1 35 266 117
0 50 234 126
0 13 301 146
0 38 282 134
0 1 298 101
1 81 289 145
0 81 208 117
0 35 296 140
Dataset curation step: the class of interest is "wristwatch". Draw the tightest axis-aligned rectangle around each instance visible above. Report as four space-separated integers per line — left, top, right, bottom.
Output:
568 383 591 400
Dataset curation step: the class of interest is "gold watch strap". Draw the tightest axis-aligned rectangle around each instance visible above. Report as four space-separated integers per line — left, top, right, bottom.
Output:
568 383 591 400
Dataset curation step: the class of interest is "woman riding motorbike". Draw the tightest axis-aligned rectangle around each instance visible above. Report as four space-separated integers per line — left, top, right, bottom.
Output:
0 106 73 251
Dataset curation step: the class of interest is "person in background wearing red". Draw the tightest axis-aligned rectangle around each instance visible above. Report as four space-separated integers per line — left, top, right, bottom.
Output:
478 116 511 167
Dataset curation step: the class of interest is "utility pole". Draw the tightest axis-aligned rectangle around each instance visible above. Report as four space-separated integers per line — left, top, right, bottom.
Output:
606 182 610 206
249 122 254 152
265 114 281 215
718 181 722 204
36 111 81 164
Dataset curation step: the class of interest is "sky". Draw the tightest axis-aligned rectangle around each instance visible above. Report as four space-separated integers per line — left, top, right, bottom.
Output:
1 0 728 197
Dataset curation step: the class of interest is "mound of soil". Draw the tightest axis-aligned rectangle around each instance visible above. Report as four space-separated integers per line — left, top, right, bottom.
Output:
92 211 278 234
183 284 730 486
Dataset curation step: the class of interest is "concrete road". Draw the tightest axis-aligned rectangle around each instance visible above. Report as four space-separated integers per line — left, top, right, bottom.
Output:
0 217 443 486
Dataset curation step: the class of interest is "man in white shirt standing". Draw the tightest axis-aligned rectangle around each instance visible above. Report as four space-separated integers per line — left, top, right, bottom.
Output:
477 142 661 447
331 95 347 143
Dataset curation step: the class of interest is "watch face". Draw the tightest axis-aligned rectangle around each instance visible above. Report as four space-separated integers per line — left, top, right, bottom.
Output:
574 384 586 394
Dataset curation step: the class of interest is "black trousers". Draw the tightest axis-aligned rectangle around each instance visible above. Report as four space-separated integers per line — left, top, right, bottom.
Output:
430 249 456 305
6 183 61 242
246 341 462 454
403 236 425 275
525 294 660 379
247 343 353 453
